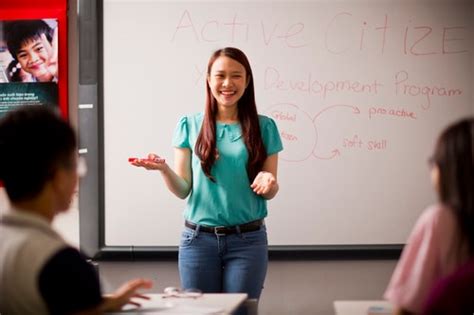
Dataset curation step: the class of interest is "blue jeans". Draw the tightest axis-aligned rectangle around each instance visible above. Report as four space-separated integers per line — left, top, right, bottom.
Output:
178 224 268 299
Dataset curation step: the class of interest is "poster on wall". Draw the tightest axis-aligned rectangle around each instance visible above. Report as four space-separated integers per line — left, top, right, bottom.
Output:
0 19 58 118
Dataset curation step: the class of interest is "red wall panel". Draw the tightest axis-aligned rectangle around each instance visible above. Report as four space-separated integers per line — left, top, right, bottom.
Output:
0 0 68 117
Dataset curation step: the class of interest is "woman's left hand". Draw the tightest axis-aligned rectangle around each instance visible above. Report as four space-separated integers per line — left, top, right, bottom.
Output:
250 171 276 195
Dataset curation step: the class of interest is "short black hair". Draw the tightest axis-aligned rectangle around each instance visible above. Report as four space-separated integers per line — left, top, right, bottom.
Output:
0 106 76 202
4 20 53 61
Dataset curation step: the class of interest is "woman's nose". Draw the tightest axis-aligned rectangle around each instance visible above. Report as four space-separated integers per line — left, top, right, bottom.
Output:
222 77 231 86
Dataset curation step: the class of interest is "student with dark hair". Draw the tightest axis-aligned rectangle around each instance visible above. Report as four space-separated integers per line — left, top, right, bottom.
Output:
384 117 474 314
0 106 152 315
4 20 58 82
131 47 283 300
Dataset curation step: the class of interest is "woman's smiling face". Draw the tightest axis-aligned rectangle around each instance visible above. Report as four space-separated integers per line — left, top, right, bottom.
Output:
207 55 248 109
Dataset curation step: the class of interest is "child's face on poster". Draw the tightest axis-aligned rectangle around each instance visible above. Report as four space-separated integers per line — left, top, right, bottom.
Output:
16 37 52 81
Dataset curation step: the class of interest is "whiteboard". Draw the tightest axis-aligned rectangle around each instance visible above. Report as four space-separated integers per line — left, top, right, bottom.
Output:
101 0 474 247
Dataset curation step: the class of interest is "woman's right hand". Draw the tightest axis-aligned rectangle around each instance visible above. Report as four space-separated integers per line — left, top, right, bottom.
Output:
130 149 191 199
130 153 167 171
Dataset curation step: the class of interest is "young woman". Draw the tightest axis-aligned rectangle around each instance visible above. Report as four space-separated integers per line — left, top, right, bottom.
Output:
384 117 474 314
0 106 152 315
131 47 283 299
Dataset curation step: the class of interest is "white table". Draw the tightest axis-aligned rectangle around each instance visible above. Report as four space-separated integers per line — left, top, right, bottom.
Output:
108 293 248 315
334 300 393 315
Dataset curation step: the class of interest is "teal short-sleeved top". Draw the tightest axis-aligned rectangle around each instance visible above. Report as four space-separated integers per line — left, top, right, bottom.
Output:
172 112 283 226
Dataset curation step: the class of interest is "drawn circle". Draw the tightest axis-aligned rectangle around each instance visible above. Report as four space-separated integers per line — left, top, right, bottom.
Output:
263 103 317 162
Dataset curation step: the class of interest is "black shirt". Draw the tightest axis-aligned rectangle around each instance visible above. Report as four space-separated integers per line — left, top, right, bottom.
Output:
38 247 102 315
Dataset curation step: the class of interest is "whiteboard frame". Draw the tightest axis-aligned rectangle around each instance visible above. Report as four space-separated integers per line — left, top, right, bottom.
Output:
77 0 404 260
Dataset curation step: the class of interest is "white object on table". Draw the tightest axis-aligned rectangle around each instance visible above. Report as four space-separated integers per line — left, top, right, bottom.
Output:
107 293 248 315
334 300 392 315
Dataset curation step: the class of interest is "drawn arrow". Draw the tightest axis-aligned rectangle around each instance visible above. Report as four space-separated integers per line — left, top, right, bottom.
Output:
312 149 341 160
312 104 360 122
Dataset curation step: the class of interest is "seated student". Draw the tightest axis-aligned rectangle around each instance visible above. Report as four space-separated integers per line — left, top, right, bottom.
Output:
384 117 474 314
0 106 152 315
4 20 58 82
421 259 474 315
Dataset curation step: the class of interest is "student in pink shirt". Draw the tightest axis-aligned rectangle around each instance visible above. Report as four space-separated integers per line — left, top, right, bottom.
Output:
384 117 474 315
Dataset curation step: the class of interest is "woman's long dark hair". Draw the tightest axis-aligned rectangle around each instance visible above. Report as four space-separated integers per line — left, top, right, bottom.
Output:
432 117 474 257
195 47 267 182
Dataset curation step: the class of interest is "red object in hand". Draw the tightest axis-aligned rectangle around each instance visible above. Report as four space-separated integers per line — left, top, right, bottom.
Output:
129 157 165 163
